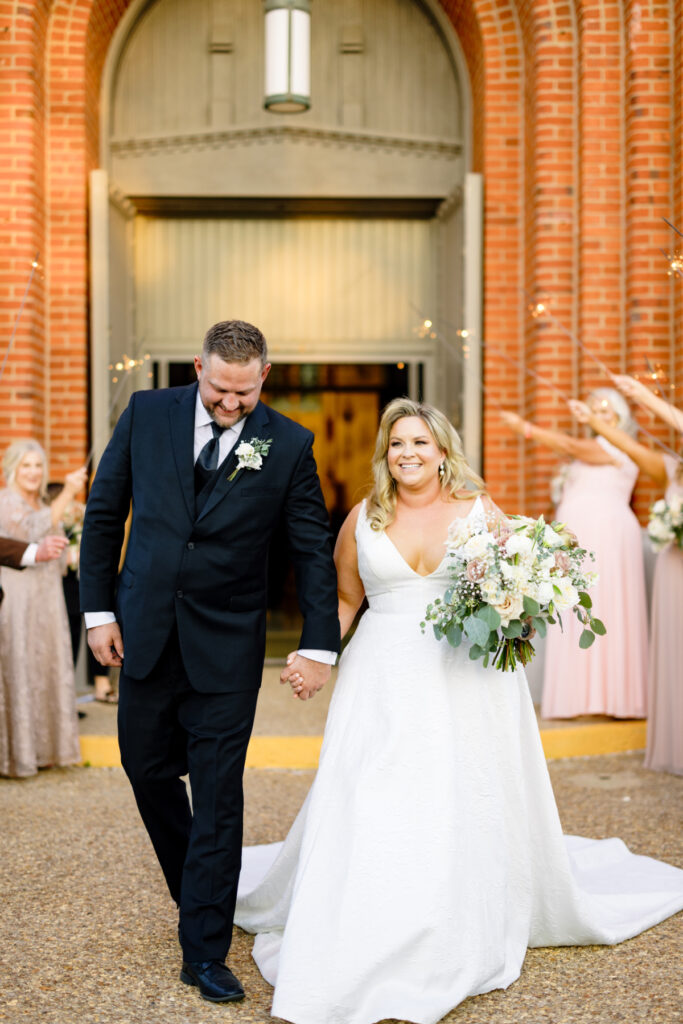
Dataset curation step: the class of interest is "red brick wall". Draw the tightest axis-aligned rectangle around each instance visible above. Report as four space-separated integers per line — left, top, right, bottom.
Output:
0 0 50 445
0 0 680 515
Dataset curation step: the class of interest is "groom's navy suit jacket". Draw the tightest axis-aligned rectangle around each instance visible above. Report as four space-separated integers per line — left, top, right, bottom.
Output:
79 384 340 691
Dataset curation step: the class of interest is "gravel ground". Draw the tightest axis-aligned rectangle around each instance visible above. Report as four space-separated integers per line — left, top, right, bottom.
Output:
0 752 681 1024
77 667 636 739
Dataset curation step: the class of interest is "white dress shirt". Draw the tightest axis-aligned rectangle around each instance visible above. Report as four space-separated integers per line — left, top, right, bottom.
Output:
84 394 336 665
20 544 37 566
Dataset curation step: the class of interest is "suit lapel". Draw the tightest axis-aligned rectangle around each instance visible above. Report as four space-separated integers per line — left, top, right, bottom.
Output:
169 383 199 522
197 401 271 522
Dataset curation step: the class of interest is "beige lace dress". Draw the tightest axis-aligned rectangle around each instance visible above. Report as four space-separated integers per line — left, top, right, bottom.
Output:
0 488 81 777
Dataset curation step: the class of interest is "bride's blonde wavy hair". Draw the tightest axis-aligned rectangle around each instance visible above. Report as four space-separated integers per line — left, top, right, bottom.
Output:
366 398 486 531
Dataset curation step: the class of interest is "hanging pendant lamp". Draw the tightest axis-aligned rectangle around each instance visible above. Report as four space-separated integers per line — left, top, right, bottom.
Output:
264 0 311 113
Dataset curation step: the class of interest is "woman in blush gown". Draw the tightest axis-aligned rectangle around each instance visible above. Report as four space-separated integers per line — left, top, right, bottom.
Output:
570 382 683 775
0 440 86 777
502 390 648 719
235 399 683 1024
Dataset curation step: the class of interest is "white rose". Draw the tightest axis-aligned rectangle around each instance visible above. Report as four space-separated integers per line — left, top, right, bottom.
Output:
536 580 555 604
463 533 494 559
500 562 530 589
480 578 504 604
505 534 534 558
553 579 580 610
492 593 525 627
542 525 563 549
652 499 668 515
648 518 673 541
447 520 474 550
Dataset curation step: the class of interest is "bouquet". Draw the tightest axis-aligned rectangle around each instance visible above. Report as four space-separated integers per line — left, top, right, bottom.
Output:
421 514 604 672
61 501 85 570
647 497 683 552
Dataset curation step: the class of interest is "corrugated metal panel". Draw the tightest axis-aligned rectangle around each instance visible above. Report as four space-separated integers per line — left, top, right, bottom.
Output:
113 0 460 141
134 217 437 358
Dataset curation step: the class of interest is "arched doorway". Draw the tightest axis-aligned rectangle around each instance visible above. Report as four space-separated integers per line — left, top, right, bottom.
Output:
89 0 483 641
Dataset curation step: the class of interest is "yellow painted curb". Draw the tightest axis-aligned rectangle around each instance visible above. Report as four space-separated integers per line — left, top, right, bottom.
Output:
80 722 646 770
79 734 120 767
540 720 647 760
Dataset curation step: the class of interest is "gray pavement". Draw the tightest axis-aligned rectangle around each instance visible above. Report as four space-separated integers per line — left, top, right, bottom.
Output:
0 752 681 1024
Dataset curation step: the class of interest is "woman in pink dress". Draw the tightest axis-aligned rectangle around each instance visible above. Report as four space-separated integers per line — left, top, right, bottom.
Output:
501 389 648 719
571 379 683 774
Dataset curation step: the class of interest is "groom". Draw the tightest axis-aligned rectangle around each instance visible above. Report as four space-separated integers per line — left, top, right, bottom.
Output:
79 320 340 1003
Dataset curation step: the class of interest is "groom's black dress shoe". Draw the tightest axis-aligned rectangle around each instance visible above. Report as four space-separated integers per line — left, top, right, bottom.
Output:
180 960 245 1003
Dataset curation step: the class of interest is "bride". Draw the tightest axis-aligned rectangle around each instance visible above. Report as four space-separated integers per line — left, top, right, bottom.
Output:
235 398 683 1024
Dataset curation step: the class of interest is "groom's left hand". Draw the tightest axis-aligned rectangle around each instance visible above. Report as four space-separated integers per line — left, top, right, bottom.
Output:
280 653 330 701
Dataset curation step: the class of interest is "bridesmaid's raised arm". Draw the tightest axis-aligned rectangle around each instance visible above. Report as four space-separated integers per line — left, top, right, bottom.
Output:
500 410 616 466
568 400 668 489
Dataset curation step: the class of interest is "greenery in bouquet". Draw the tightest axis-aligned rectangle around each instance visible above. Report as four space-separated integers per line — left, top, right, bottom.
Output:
421 513 605 672
60 501 85 569
647 497 683 552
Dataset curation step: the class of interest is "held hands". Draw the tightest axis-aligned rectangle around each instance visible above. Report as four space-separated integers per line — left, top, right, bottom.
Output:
87 622 124 668
280 652 331 701
35 535 68 562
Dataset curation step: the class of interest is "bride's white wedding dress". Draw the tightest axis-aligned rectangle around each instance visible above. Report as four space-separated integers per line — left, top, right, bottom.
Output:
235 498 683 1024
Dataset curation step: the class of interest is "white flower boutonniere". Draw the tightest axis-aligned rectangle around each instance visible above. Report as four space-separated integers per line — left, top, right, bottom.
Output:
228 437 273 481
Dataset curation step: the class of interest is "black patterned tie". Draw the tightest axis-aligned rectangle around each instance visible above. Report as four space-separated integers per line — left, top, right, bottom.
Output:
195 422 224 494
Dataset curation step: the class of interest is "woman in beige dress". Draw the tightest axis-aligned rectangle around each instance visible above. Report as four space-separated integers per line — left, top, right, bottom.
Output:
570 380 683 775
0 440 86 777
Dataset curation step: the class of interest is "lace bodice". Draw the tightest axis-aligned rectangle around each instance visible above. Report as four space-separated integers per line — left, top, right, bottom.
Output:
355 496 487 616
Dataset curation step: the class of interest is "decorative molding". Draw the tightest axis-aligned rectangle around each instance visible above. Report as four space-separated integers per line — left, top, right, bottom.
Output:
436 186 463 220
110 123 463 160
108 185 137 218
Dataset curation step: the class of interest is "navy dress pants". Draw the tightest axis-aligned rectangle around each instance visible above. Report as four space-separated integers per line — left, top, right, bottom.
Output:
117 626 259 962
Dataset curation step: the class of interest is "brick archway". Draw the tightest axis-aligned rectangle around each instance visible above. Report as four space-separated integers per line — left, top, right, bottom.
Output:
1 0 681 514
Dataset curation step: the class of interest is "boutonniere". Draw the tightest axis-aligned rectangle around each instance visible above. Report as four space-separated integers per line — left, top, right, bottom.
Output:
228 437 273 481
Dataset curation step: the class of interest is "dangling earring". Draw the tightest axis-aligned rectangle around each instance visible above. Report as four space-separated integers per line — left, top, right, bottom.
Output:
438 461 445 479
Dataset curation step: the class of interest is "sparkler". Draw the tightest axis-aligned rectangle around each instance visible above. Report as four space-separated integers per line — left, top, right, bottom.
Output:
412 305 570 408
660 217 683 278
524 294 681 461
0 255 40 384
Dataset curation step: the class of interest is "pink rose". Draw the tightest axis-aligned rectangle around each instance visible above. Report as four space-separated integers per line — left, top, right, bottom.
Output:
466 558 487 583
554 550 571 572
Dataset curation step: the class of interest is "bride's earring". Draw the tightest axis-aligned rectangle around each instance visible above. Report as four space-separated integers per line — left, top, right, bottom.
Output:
438 461 445 479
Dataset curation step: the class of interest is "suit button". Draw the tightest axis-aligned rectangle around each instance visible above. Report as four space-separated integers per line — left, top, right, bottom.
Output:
176 590 183 598
187 542 195 550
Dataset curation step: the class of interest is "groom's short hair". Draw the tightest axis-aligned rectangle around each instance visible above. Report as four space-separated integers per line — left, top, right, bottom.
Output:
203 320 268 366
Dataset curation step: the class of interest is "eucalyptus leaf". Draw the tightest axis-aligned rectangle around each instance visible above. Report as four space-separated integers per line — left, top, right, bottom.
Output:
477 604 502 629
502 621 523 639
469 644 484 660
578 591 592 609
532 616 547 638
579 629 595 649
464 615 491 648
590 618 606 636
445 622 463 647
523 595 540 617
